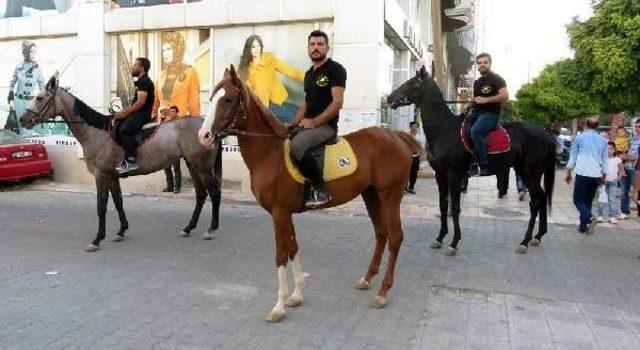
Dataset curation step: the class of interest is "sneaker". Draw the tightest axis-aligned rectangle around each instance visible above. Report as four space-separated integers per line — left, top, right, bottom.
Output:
596 216 604 223
586 217 597 235
406 189 416 194
116 159 139 174
173 187 181 194
617 213 629 220
609 217 618 225
518 191 526 201
162 187 174 193
305 185 332 209
468 163 480 176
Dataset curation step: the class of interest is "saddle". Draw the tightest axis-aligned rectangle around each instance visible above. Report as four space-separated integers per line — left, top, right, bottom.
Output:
109 120 162 146
284 137 358 184
460 118 510 155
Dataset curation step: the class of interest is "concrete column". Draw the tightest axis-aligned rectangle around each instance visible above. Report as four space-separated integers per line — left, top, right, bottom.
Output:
332 0 384 134
74 0 110 111
431 0 444 91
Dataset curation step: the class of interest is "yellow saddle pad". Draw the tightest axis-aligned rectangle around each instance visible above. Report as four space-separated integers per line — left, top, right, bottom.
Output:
284 138 358 184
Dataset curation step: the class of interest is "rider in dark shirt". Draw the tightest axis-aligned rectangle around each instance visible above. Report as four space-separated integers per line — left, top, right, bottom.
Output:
289 30 347 209
114 57 155 174
466 52 509 176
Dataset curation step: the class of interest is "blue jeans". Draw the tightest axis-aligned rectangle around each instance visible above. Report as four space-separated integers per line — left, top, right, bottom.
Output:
573 174 601 232
597 181 618 218
469 111 499 169
516 175 526 193
268 101 298 123
619 170 634 215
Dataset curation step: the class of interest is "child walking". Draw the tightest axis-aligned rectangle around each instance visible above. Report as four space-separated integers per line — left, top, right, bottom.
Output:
597 142 626 224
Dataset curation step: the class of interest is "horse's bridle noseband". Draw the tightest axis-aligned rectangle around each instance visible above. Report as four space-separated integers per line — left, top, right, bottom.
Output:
23 87 58 126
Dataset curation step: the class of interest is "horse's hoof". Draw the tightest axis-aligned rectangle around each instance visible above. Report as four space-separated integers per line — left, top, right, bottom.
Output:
446 247 458 256
110 234 124 242
179 230 190 238
85 244 99 252
354 277 371 290
515 245 528 254
531 238 541 247
285 295 303 307
265 309 285 323
430 241 443 249
369 295 388 309
202 231 215 240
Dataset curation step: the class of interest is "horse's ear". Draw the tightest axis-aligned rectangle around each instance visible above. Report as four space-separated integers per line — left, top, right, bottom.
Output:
46 75 58 90
229 64 239 83
419 65 427 78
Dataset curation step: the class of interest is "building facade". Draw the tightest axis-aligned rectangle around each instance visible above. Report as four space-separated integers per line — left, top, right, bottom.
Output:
0 0 474 189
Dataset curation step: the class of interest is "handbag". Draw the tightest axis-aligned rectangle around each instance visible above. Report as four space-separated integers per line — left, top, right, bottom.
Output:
597 185 608 204
4 109 19 134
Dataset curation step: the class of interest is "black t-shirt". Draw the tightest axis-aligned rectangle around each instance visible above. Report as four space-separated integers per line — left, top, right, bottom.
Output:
304 58 347 130
473 72 506 115
132 74 155 118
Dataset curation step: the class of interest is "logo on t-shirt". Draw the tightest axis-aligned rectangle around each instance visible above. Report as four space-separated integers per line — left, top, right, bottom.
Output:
481 85 492 94
316 75 329 87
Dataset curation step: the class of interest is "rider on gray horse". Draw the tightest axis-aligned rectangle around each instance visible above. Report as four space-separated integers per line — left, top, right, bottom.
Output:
114 57 155 174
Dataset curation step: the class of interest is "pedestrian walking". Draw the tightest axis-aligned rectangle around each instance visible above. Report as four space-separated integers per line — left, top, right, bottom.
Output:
565 116 608 234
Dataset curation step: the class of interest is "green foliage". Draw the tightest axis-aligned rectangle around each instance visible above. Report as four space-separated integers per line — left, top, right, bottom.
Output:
515 60 601 124
566 0 640 111
500 100 519 122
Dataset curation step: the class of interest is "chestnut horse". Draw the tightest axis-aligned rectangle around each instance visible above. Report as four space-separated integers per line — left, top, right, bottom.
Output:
198 66 422 322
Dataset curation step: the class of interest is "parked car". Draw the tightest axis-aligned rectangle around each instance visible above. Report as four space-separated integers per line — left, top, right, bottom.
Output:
0 129 52 181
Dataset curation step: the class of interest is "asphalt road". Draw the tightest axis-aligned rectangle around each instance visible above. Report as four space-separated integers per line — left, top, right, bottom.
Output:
1 189 640 350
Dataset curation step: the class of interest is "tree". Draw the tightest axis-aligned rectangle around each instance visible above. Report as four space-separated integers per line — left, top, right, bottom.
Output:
515 60 601 124
500 100 519 122
566 0 640 112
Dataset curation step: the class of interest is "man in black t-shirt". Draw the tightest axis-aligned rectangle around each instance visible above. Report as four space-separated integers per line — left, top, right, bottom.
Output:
289 30 347 209
114 57 155 174
466 52 509 176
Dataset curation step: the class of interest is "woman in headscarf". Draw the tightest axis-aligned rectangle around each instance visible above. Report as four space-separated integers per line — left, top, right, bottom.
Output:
238 35 304 122
152 31 201 194
152 31 200 120
7 41 44 136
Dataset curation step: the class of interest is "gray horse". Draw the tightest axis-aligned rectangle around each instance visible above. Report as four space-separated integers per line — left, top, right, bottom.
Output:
21 76 222 252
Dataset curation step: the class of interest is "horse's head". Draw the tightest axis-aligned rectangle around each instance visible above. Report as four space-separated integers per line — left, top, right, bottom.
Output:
21 74 62 129
387 65 430 109
198 65 247 148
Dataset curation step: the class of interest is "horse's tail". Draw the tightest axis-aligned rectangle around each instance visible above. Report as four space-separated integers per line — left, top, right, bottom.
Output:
544 142 555 214
392 130 424 158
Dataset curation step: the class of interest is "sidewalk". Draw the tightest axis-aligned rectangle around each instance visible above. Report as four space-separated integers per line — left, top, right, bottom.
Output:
11 169 639 231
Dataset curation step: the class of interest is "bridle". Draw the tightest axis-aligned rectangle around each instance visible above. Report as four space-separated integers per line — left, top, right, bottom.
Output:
23 86 58 126
211 79 283 141
23 86 85 126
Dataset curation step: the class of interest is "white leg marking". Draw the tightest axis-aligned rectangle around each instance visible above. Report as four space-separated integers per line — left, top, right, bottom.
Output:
272 265 288 314
286 254 305 307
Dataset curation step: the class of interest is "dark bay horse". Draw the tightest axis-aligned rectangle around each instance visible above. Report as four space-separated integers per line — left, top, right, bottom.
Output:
22 76 222 252
198 66 422 322
387 66 556 255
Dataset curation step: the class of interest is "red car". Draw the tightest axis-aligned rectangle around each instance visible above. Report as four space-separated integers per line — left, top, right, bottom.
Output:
0 129 52 181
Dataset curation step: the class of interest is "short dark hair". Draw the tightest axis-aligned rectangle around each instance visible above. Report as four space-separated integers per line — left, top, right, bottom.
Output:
308 30 329 45
608 141 616 149
409 121 419 127
136 57 151 73
476 52 492 63
169 105 179 113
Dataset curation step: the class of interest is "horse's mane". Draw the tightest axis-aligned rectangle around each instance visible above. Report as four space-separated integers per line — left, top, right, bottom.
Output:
239 81 288 138
71 92 111 130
